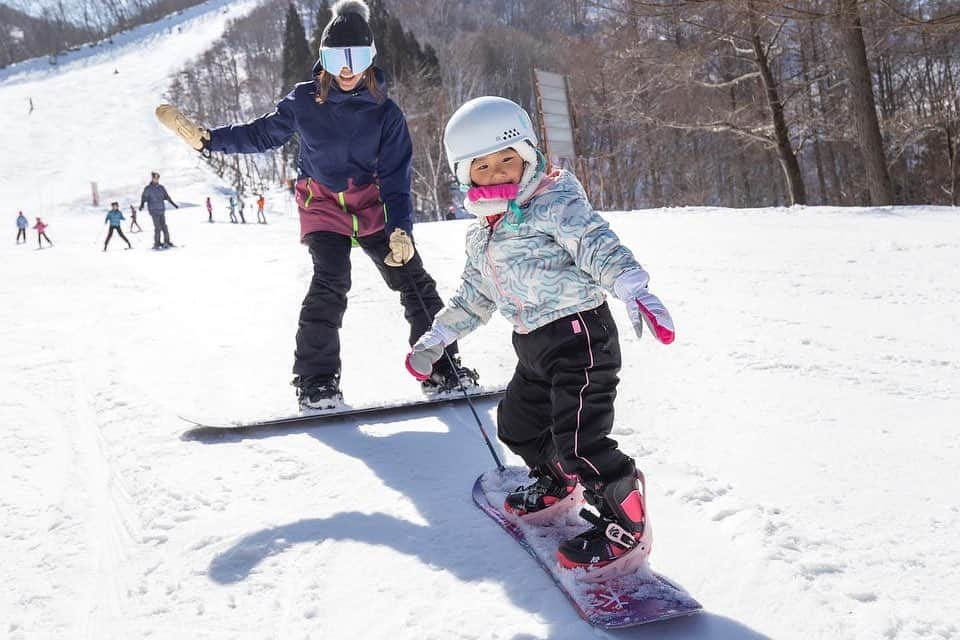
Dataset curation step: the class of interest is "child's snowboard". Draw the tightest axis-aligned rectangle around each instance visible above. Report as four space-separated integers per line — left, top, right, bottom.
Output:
473 467 701 629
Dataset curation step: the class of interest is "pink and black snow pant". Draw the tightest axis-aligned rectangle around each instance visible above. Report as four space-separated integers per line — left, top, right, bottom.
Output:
496 302 636 491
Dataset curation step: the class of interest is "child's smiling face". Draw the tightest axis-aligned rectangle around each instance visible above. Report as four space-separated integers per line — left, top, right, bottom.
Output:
469 148 523 186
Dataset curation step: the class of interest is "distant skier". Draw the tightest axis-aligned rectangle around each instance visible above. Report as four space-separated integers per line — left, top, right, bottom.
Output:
128 204 143 233
238 197 247 224
406 97 677 577
256 194 266 224
103 201 133 251
227 196 237 223
154 0 474 410
205 196 213 223
33 217 53 248
139 171 178 249
16 210 28 244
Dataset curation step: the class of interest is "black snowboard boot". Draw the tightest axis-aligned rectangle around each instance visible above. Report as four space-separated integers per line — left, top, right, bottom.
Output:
293 373 343 410
557 472 652 575
421 354 479 396
504 461 582 523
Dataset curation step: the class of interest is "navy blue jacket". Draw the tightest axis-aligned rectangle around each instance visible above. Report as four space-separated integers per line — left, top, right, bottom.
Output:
207 71 413 235
140 183 177 214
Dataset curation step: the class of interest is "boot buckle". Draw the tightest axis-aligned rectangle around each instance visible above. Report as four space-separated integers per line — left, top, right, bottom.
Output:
604 522 636 549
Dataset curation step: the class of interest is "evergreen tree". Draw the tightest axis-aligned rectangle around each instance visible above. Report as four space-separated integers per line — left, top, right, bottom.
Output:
309 1 333 58
365 0 440 85
280 3 311 176
281 3 311 89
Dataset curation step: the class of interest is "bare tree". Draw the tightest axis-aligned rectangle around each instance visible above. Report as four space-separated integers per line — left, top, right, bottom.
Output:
835 0 895 204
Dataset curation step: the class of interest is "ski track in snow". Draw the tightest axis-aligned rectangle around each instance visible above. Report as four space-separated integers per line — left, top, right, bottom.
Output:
2 2 960 638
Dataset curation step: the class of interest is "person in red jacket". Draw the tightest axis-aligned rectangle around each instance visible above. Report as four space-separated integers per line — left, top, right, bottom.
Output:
256 194 266 224
33 217 53 248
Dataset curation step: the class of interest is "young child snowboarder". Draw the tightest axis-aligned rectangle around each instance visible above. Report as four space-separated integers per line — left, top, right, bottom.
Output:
256 194 266 224
154 0 476 410
405 97 676 578
16 210 27 244
104 202 133 251
129 204 143 233
205 196 214 223
33 217 53 248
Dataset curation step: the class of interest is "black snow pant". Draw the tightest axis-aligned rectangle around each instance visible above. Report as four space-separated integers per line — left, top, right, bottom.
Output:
497 302 635 490
104 225 131 249
292 230 458 378
149 211 170 246
16 228 26 243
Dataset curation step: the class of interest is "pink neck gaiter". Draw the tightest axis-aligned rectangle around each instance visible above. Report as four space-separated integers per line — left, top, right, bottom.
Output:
466 183 519 203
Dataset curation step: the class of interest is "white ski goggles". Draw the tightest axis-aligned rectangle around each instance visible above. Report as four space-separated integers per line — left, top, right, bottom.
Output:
319 43 377 75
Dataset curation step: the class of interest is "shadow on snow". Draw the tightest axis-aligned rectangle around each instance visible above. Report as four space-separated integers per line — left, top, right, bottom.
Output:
205 400 769 639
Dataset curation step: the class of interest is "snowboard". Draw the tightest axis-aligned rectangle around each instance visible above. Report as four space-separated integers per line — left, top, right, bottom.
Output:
473 467 702 629
180 386 506 440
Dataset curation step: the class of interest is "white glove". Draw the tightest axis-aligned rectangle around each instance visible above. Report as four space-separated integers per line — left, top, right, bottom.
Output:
613 269 676 344
384 228 415 267
405 323 456 380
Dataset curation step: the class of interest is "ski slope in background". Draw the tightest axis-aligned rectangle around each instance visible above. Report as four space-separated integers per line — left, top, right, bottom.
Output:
2 2 958 638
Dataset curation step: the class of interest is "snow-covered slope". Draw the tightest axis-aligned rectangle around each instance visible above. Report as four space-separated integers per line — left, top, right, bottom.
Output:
2 3 959 638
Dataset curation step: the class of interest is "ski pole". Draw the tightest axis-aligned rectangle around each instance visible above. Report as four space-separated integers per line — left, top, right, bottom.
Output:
402 264 505 471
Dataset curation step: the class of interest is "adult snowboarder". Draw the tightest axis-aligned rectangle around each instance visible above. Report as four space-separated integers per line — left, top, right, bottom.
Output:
139 171 178 249
406 97 677 577
154 0 476 410
16 210 28 244
104 202 133 251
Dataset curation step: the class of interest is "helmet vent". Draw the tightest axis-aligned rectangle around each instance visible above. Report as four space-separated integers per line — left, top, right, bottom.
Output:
497 127 520 142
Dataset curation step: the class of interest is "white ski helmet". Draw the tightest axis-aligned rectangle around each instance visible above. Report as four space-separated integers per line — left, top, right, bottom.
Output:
444 96 539 186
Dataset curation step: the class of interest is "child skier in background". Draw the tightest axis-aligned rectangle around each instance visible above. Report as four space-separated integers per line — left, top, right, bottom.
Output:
405 97 676 577
129 204 143 233
104 202 133 251
205 196 214 223
16 210 27 244
256 194 266 224
227 196 238 223
154 0 475 409
238 197 247 224
33 217 53 248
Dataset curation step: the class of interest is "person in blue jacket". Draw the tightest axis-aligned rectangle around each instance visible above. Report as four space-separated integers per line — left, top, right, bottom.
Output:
16 210 28 244
227 196 238 223
103 201 133 251
154 0 476 410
